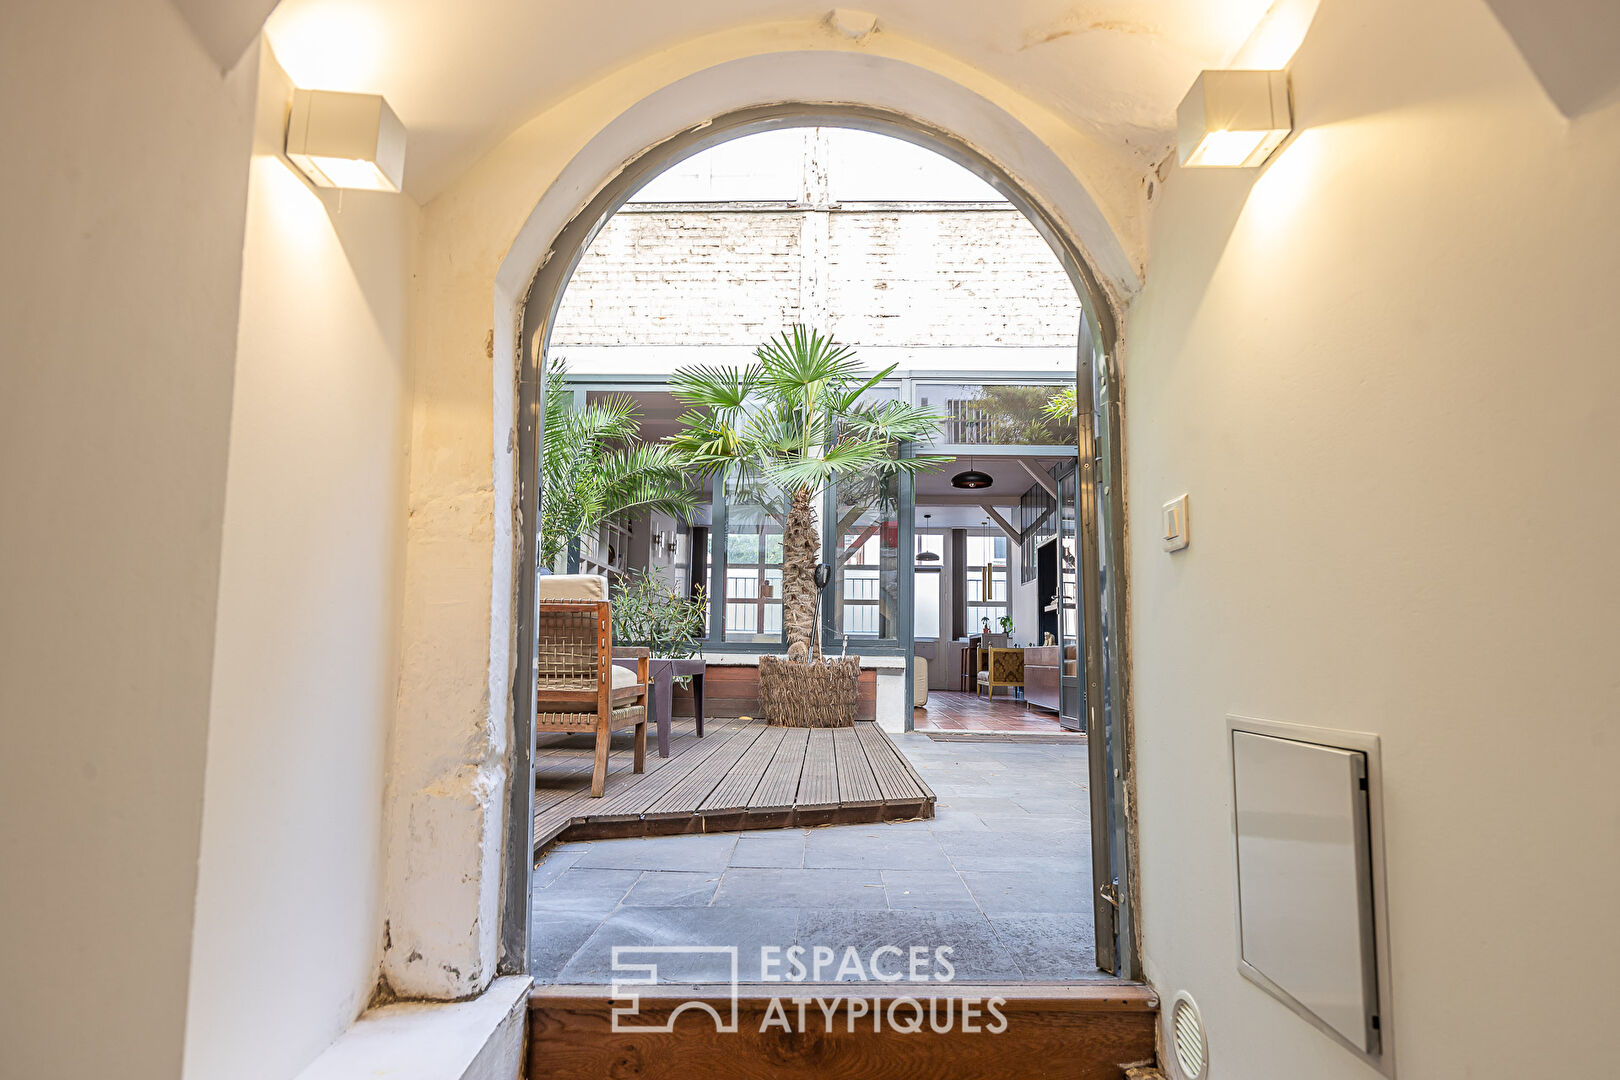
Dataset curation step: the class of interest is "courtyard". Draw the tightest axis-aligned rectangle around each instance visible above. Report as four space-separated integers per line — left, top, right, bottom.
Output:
530 724 1099 984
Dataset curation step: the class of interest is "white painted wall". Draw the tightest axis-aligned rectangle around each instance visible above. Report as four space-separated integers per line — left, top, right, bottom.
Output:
0 2 257 1077
1126 0 1620 1075
182 44 417 1080
1009 542 1042 646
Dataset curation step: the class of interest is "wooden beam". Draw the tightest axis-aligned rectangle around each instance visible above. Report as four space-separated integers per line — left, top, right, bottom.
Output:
980 505 1020 544
1017 457 1060 500
528 985 1160 1080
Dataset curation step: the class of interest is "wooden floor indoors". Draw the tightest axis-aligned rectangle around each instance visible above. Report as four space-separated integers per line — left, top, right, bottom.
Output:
533 717 934 855
914 689 1083 737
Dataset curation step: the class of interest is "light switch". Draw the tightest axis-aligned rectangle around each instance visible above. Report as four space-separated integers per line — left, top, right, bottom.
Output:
1162 494 1190 552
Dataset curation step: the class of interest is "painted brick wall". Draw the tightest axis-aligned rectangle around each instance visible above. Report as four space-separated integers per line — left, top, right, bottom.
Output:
826 210 1082 346
553 209 803 345
551 205 1081 349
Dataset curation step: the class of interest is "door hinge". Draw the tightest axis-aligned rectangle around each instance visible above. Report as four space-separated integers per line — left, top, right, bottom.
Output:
1098 879 1122 909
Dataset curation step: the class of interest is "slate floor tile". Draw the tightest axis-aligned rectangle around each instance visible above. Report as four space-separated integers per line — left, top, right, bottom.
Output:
882 870 979 910
621 870 721 907
712 868 888 909
559 906 800 983
795 909 1023 982
960 870 1090 914
573 833 738 872
530 909 609 982
988 913 1100 979
730 833 806 868
533 868 641 913
803 829 950 871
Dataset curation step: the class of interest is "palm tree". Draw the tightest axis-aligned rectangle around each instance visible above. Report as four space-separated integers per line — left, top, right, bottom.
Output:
667 326 946 658
541 359 697 572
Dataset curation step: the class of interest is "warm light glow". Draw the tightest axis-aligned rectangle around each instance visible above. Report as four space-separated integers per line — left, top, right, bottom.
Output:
306 156 397 191
265 2 387 90
1230 0 1323 68
254 156 330 258
1186 130 1270 168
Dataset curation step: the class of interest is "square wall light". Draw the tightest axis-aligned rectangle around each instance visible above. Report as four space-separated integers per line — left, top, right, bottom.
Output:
285 88 406 192
1177 70 1292 168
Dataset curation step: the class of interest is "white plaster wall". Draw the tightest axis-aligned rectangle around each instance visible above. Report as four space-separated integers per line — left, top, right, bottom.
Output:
181 44 417 1080
1126 0 1620 1075
0 2 257 1077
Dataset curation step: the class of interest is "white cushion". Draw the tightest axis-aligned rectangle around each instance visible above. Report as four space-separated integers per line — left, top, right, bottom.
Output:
537 573 607 601
611 664 641 690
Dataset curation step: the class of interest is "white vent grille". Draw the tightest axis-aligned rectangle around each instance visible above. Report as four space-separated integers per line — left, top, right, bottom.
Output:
1171 992 1209 1079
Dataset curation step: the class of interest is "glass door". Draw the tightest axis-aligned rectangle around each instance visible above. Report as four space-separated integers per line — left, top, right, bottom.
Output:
1058 463 1084 731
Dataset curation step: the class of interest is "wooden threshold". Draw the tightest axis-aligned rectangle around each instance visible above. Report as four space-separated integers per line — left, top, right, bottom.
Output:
528 983 1159 1080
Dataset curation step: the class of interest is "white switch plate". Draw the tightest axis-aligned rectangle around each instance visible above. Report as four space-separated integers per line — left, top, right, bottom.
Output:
1162 494 1190 552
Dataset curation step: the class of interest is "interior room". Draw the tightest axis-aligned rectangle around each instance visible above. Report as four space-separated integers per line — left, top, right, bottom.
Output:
911 452 1084 737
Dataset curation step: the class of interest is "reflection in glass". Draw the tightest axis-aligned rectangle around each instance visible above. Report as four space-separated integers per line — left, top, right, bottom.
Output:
965 531 1009 634
831 469 899 645
914 382 1077 446
914 532 943 639
723 476 786 644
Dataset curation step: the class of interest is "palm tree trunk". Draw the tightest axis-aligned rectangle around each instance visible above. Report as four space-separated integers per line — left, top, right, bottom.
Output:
781 485 820 657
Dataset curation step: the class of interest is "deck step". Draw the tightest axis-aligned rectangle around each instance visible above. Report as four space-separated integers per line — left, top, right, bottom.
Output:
534 719 934 854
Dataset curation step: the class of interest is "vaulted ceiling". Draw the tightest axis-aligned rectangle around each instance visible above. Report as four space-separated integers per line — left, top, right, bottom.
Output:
258 0 1284 199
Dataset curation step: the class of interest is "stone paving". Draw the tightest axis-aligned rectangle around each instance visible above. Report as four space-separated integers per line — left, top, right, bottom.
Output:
530 729 1100 984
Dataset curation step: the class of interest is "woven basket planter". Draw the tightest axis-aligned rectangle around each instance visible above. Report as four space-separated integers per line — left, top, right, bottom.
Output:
758 655 862 728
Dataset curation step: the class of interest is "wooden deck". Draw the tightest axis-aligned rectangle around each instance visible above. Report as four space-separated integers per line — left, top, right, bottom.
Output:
533 717 934 855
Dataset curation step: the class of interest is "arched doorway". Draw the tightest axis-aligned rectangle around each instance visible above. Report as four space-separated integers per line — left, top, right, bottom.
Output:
494 69 1134 984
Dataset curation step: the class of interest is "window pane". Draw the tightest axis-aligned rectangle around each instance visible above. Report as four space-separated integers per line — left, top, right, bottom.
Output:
913 381 1078 446
914 569 940 639
722 476 786 645
831 473 899 644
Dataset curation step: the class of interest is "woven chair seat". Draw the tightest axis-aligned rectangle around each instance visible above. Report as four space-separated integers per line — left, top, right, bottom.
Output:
535 703 645 733
537 676 593 693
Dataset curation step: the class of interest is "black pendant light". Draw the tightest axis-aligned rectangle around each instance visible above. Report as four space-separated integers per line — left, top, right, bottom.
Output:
917 514 940 562
951 454 992 490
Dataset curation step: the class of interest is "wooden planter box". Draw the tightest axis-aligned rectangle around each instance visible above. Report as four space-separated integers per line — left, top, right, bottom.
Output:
757 655 863 728
671 664 876 722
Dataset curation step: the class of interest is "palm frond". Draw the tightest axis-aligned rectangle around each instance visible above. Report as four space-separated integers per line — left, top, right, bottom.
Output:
828 362 899 412
755 324 865 402
668 327 947 499
668 363 760 411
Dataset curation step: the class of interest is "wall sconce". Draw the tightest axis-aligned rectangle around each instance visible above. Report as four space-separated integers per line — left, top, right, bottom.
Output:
285 88 406 191
1176 70 1292 168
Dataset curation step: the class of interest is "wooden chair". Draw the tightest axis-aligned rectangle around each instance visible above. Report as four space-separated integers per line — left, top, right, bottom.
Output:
976 646 1025 701
535 574 648 797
